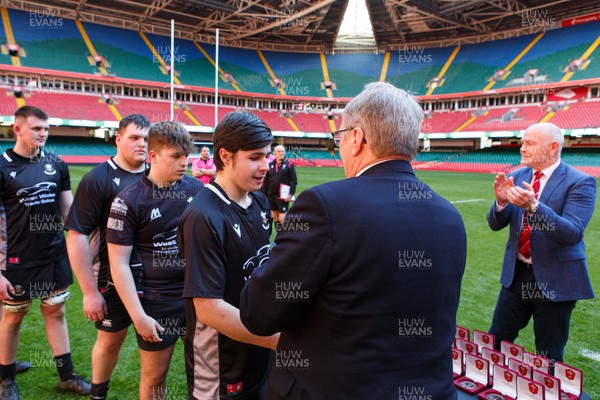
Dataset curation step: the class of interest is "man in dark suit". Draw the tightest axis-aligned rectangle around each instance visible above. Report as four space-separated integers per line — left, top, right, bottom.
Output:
487 122 596 366
261 145 297 226
240 82 467 400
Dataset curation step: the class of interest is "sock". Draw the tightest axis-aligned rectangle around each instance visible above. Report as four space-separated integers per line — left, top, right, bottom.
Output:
90 380 110 400
54 353 74 382
0 363 16 382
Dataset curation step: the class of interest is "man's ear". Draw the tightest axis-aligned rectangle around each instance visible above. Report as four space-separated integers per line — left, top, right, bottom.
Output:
149 149 158 164
349 127 366 157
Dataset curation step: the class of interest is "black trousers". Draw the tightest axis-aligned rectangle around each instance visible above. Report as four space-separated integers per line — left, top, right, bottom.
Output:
489 260 576 369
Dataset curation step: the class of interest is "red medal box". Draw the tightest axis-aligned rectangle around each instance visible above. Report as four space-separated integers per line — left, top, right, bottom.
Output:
453 347 464 379
523 352 550 373
507 357 532 378
474 330 495 355
516 375 545 400
456 338 478 362
481 347 506 381
478 364 517 400
456 325 471 343
455 354 490 395
554 362 583 400
500 341 524 362
533 369 561 400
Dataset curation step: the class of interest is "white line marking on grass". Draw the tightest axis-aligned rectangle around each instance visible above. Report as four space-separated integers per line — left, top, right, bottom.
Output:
580 348 600 362
451 199 486 204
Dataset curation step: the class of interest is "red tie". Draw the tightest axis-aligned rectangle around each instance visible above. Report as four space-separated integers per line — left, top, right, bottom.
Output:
518 171 542 259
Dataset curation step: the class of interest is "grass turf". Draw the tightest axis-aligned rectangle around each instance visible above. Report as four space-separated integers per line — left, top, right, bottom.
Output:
12 165 599 399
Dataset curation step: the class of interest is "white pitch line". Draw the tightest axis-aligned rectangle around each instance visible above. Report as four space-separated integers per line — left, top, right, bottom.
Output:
580 348 600 362
451 198 486 204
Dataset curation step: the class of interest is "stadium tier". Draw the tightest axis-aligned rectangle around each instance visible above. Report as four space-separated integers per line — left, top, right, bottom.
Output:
461 104 547 132
25 91 117 121
3 10 599 97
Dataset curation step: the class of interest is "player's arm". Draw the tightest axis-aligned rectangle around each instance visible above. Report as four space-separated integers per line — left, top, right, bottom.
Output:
108 243 163 342
194 298 279 349
66 231 107 321
288 163 297 195
59 190 73 222
202 161 216 177
191 159 203 177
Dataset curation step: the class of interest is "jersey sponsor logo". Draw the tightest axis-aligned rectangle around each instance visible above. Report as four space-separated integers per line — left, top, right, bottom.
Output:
241 244 271 281
233 223 241 238
16 182 57 198
150 208 162 221
8 257 20 264
113 177 120 186
152 228 178 247
43 163 56 175
107 217 124 231
261 211 269 230
110 197 128 216
9 171 16 178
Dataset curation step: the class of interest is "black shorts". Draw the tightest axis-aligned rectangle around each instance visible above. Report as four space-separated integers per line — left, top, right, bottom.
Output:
268 199 289 213
95 286 133 332
137 297 185 351
3 257 73 301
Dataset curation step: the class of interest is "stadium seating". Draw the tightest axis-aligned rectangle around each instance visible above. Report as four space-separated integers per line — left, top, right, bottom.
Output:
422 110 472 133
291 112 330 133
114 97 195 124
82 22 169 82
547 100 600 129
462 105 546 132
325 54 384 98
25 91 117 121
7 9 92 74
262 50 323 97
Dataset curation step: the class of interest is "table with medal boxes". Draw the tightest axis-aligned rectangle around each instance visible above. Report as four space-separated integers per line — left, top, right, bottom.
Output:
452 326 588 400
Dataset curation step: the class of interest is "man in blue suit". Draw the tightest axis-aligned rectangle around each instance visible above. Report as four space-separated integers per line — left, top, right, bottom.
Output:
240 82 467 400
488 122 596 366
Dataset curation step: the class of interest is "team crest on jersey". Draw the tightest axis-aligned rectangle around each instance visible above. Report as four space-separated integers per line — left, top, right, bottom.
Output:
261 211 269 230
9 171 16 178
43 163 56 175
13 285 25 297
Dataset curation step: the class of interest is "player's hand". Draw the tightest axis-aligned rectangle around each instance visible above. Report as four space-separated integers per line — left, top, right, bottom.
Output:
83 291 108 322
0 274 14 301
493 172 514 206
135 315 164 343
506 181 536 210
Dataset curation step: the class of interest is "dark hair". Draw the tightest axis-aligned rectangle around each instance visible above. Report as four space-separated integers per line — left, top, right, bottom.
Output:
148 121 195 155
14 106 48 121
213 111 273 171
118 114 151 135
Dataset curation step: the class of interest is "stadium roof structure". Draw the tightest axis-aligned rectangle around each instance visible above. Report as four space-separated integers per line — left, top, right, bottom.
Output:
8 0 600 52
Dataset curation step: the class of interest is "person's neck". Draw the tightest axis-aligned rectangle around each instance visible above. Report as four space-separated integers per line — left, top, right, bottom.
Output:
13 142 40 158
113 153 146 173
214 175 252 208
347 155 408 177
148 170 177 188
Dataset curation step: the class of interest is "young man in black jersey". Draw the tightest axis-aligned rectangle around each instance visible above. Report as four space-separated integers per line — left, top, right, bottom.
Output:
178 112 279 400
64 114 150 400
0 106 90 400
107 121 203 400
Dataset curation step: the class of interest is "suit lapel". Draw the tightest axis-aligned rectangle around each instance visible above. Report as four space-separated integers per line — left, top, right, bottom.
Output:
539 162 566 203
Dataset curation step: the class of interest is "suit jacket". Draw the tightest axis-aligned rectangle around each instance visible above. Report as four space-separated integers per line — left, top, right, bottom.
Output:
487 161 596 301
241 160 467 400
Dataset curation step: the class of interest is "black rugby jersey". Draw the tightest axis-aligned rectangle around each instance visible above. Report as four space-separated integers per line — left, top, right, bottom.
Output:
106 174 203 299
0 149 70 270
178 182 272 399
64 157 147 289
